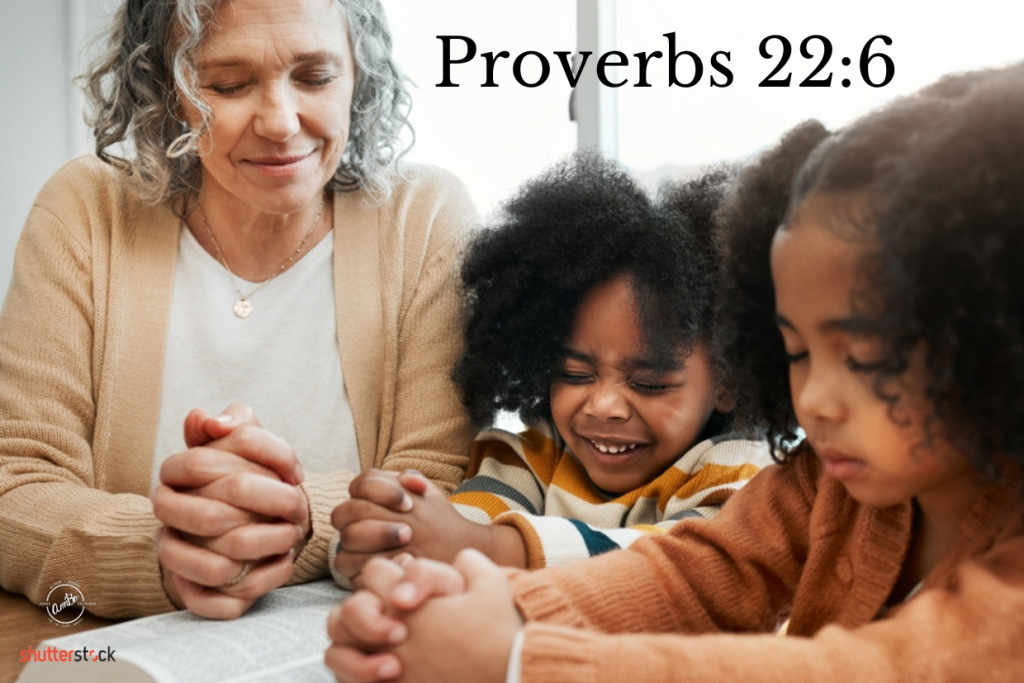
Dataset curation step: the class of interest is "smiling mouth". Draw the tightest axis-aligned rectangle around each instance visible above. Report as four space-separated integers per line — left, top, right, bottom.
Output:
241 153 315 179
587 439 642 455
247 153 311 165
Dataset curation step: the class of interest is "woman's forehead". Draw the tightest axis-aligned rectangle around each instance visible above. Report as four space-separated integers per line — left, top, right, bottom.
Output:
196 0 349 61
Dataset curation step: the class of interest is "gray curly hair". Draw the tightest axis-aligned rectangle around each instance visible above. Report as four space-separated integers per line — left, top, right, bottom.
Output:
82 0 413 207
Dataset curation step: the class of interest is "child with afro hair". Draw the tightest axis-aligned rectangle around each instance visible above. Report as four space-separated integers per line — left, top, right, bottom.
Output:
329 152 771 580
326 64 1024 683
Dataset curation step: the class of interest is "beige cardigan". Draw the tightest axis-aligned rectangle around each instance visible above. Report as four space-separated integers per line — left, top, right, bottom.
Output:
0 157 478 617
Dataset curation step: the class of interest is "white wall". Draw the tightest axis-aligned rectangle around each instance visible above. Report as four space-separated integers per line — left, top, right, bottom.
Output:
0 0 111 304
0 1 74 304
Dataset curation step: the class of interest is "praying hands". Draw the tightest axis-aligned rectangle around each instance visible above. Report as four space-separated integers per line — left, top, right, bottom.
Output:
325 550 522 683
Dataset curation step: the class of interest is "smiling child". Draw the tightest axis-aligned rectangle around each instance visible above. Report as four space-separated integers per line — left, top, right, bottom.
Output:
329 153 771 578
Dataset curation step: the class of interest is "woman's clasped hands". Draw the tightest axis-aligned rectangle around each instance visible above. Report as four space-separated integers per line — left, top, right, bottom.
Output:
152 404 311 619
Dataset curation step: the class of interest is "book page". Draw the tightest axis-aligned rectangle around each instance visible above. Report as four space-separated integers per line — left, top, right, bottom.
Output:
18 580 348 683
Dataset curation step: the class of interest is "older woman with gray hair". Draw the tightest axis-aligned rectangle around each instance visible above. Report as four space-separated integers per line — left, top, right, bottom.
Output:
0 0 476 620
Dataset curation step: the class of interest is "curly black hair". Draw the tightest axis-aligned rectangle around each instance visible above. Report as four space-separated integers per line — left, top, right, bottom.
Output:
454 152 734 428
715 62 1024 475
714 120 830 451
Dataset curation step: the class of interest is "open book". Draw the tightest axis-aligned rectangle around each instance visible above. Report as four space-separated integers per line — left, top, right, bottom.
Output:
17 580 348 683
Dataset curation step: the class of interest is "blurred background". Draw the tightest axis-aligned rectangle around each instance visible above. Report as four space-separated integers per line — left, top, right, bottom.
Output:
1 0 1021 304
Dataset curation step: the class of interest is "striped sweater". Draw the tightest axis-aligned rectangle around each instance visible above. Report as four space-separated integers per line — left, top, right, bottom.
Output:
449 419 773 569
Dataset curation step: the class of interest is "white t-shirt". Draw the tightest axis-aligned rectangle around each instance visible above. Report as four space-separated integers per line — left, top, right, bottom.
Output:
151 225 360 487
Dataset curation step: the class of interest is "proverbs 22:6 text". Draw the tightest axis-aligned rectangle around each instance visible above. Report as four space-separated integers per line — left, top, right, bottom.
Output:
436 33 895 89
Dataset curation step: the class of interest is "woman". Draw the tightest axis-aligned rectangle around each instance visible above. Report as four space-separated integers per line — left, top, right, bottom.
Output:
0 0 476 620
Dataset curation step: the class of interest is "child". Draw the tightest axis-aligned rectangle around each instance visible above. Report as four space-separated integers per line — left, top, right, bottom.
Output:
325 64 1024 682
329 154 771 581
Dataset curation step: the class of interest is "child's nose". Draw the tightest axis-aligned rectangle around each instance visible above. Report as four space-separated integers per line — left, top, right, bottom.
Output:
584 381 631 421
794 365 846 425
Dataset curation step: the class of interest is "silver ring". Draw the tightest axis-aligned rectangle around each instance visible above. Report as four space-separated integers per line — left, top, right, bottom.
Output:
224 560 252 587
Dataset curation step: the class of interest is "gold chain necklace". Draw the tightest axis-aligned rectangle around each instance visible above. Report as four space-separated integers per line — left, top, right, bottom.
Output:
198 199 325 318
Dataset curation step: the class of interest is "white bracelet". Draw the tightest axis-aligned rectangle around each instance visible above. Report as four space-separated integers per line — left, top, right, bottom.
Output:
505 627 526 683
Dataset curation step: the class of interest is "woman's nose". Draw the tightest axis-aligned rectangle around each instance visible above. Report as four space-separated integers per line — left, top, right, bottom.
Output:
584 381 631 421
254 85 301 141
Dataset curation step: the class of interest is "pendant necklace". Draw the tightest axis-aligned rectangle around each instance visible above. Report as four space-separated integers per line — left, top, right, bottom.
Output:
198 199 324 318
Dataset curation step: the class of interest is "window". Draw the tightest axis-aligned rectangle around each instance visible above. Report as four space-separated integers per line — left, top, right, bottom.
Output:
386 0 577 217
611 0 1024 184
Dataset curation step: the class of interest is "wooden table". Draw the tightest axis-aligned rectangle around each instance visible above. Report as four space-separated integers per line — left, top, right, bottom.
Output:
0 588 118 683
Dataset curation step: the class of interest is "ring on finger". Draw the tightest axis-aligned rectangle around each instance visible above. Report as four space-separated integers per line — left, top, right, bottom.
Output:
223 560 252 587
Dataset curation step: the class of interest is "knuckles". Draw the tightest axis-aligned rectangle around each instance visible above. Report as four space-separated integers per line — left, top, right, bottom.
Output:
326 603 348 641
228 577 268 601
180 448 218 482
349 470 405 507
337 524 363 550
226 524 295 558
324 645 379 683
334 550 367 579
221 473 254 505
225 424 261 456
219 527 258 558
194 504 232 534
193 598 250 621
195 550 236 585
228 424 299 470
150 487 172 521
332 498 371 529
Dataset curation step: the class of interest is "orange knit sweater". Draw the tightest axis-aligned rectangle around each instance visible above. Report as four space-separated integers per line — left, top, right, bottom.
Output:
509 446 1024 682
